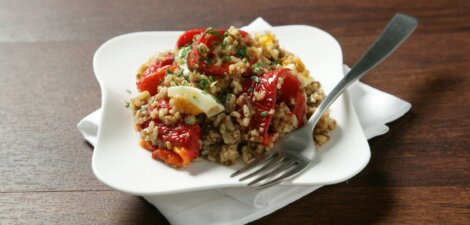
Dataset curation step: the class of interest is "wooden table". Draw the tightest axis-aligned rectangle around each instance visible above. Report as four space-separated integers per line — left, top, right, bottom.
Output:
1 0 469 224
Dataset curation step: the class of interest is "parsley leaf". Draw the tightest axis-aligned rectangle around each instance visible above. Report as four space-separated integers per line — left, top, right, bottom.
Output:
237 45 247 58
198 77 210 90
218 94 227 105
185 116 196 125
197 45 208 54
250 76 260 83
260 111 268 118
176 69 184 77
179 46 191 60
253 62 262 73
206 28 222 38
223 55 232 62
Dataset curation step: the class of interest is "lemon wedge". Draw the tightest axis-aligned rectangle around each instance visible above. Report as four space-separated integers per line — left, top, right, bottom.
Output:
167 86 225 117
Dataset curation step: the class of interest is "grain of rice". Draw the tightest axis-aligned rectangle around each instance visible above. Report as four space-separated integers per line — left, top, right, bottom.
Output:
242 104 250 117
230 111 241 118
253 91 265 100
241 117 250 127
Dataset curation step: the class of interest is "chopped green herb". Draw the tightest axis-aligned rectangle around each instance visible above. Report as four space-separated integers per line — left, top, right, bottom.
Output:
166 69 172 75
210 94 220 103
250 76 260 83
223 55 232 62
126 89 132 94
206 28 222 38
198 77 210 90
125 101 130 108
179 46 191 60
253 62 262 73
224 32 229 37
176 69 184 77
260 111 268 118
237 45 247 58
219 94 227 104
185 116 196 125
197 45 208 54
221 41 227 49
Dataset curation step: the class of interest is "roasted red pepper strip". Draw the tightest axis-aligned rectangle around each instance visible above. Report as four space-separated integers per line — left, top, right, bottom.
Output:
176 29 204 48
138 98 202 167
248 68 306 144
187 29 256 76
137 65 177 96
152 147 199 168
249 70 282 145
152 122 201 167
146 140 199 168
156 122 201 152
142 53 175 77
279 70 306 127
152 149 183 167
187 30 228 76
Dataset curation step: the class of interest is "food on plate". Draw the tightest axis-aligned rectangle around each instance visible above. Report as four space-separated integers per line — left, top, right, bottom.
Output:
130 27 336 168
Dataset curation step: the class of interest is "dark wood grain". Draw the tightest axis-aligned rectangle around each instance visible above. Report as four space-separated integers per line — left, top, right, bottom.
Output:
1 0 469 224
0 191 168 224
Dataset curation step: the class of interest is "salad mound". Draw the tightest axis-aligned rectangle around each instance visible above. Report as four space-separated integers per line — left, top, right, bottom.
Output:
130 27 336 168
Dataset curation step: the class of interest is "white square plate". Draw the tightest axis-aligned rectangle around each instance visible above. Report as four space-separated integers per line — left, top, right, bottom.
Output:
92 25 371 195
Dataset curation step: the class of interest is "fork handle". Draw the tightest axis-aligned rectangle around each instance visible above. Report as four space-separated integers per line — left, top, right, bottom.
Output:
308 13 418 126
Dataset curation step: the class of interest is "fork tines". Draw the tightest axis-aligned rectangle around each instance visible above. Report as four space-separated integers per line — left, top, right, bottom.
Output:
231 152 303 189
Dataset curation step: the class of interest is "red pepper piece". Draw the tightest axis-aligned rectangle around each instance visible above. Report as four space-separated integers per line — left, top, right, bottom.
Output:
292 93 306 127
187 29 255 76
136 97 202 167
156 123 201 151
137 65 177 96
249 70 282 145
239 30 249 38
152 122 201 167
176 29 204 48
187 30 228 76
279 70 306 127
248 68 307 144
141 53 175 78
137 98 172 130
152 149 183 167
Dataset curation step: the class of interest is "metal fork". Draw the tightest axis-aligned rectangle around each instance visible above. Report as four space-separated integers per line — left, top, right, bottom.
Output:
231 13 418 189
